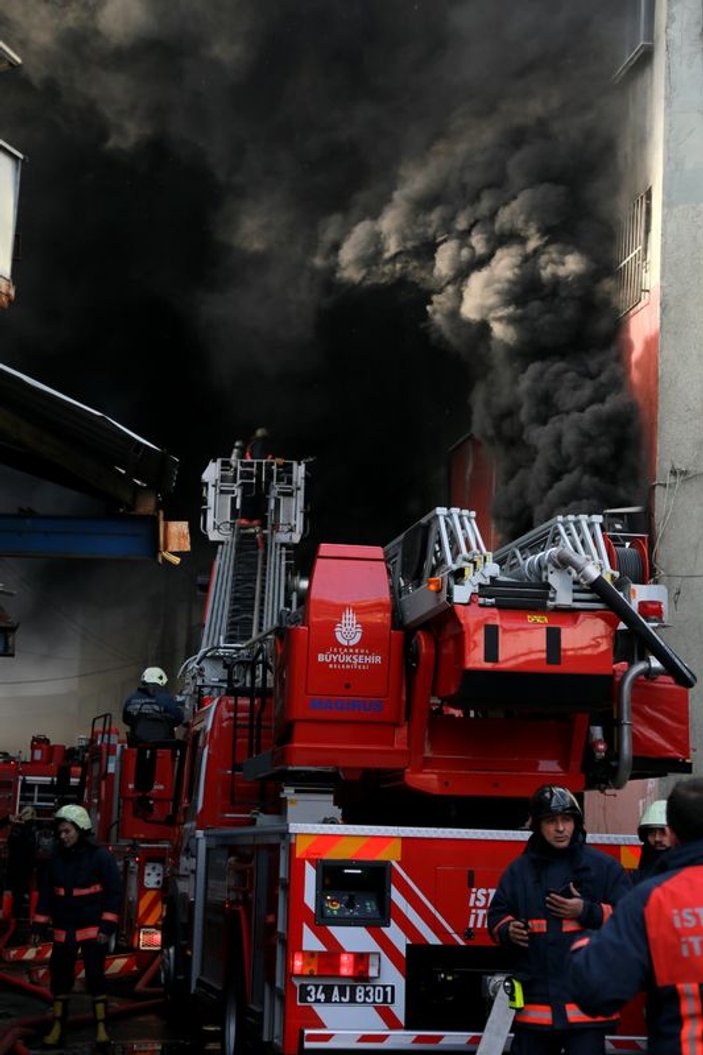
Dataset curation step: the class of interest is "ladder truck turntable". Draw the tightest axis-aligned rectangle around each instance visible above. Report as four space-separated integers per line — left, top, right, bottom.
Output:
157 453 694 1055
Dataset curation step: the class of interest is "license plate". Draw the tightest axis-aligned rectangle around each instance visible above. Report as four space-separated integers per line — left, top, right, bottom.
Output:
297 983 396 1005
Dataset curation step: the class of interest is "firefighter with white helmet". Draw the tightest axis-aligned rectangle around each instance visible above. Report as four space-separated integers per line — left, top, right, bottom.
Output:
31 804 122 1048
142 665 168 686
122 666 184 744
487 785 631 1055
634 799 672 883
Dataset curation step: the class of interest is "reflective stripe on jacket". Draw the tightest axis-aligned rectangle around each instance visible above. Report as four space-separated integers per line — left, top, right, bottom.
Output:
35 839 122 944
568 839 703 1054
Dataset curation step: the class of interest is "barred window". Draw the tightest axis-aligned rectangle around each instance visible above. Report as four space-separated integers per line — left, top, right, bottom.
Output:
615 0 655 81
616 188 651 317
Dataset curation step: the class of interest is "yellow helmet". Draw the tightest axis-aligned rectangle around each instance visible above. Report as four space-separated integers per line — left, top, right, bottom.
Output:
55 804 92 831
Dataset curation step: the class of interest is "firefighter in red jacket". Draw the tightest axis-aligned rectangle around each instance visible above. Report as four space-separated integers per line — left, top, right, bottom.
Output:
568 778 703 1055
31 804 122 1048
487 785 630 1054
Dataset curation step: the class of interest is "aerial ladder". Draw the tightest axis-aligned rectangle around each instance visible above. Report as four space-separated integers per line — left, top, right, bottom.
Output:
186 458 695 803
183 452 308 704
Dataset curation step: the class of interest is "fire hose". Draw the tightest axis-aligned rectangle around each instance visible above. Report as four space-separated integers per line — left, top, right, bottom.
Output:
0 993 165 1053
532 548 697 689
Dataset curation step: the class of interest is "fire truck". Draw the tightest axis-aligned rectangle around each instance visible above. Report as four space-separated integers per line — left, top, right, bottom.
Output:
0 736 84 925
158 453 694 1055
0 726 171 988
79 713 177 965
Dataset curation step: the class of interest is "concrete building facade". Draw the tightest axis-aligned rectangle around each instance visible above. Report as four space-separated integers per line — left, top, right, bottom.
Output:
619 0 703 781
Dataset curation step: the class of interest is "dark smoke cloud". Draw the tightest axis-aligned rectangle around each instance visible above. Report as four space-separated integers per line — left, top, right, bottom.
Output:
0 0 638 546
322 17 642 536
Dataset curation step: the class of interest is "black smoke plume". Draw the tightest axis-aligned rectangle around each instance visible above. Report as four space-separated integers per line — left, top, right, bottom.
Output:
0 1 640 543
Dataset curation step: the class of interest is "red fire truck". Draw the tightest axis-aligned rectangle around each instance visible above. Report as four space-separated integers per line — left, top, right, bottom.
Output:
158 454 694 1055
0 736 84 924
80 714 177 965
1 726 173 992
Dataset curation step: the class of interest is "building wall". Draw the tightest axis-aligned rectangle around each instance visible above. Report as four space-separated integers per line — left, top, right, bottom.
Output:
618 0 664 483
616 0 701 787
656 0 703 778
0 467 203 758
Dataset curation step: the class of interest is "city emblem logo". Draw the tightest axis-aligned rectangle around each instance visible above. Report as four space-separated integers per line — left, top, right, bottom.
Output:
334 607 363 647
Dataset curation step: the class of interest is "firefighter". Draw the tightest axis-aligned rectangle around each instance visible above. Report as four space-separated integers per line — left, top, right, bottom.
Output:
487 785 630 1054
122 666 184 745
633 798 672 883
240 426 284 524
123 666 185 797
31 804 122 1049
0 805 38 926
245 425 271 462
568 778 703 1054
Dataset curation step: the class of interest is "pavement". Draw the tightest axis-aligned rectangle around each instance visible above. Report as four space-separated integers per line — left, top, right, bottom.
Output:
0 950 221 1054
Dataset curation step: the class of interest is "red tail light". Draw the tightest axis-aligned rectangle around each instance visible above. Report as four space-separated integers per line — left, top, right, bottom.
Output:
138 927 162 950
638 600 664 621
291 951 379 979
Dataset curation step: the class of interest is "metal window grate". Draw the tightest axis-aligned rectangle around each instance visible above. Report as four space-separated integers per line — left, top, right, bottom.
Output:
616 188 651 316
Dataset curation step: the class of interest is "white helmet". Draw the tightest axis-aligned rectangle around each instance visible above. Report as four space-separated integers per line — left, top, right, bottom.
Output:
55 804 92 831
141 666 168 687
638 799 668 840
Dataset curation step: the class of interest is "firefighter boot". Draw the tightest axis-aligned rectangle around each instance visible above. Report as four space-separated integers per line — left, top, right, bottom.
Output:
42 995 69 1048
93 995 110 1048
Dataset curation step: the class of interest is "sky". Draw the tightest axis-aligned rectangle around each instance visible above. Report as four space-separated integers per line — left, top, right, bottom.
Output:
0 1 642 749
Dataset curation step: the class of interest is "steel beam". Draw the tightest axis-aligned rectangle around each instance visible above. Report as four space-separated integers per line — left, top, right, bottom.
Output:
0 515 160 559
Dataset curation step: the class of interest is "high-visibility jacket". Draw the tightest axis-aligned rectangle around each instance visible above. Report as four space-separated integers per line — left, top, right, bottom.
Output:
33 838 122 944
487 830 631 1031
568 837 703 1055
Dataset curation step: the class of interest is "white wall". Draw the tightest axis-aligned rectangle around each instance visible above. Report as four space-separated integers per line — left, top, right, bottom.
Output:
657 0 703 777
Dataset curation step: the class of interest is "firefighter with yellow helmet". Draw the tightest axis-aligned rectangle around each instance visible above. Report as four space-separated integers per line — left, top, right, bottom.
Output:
31 804 122 1048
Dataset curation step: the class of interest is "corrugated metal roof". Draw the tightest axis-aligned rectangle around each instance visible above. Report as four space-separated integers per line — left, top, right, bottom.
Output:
0 363 178 510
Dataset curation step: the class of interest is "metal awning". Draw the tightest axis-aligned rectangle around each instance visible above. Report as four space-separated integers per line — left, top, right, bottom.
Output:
0 363 178 513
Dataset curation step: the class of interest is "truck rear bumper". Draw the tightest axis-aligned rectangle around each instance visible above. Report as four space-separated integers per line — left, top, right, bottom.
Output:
302 1032 647 1052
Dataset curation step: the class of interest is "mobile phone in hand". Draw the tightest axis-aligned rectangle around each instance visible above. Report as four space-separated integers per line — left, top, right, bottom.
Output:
548 882 578 898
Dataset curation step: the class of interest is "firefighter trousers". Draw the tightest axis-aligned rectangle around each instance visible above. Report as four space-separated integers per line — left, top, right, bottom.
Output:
511 1027 608 1055
49 939 108 996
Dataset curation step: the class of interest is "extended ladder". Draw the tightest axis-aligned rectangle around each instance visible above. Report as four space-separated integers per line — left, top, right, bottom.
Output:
183 455 307 694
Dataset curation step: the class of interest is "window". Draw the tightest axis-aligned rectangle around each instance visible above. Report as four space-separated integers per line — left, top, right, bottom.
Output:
615 0 655 81
616 188 651 316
